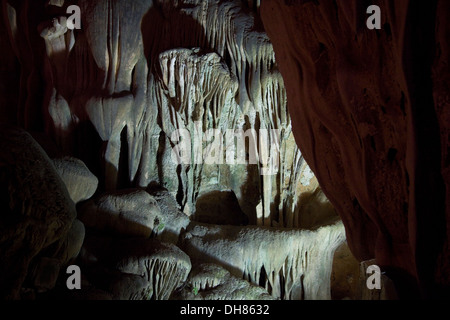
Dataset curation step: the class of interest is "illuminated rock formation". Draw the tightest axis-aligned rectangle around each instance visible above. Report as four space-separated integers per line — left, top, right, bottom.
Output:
181 220 345 300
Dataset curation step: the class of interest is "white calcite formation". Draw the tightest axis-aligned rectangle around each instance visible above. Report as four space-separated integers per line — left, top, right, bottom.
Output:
0 0 352 300
110 239 192 300
174 263 276 300
146 187 192 244
78 189 164 238
30 0 324 228
181 220 346 300
53 157 99 204
81 237 192 300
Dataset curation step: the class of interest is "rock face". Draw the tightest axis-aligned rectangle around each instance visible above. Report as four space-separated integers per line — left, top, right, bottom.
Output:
78 189 164 238
81 237 191 300
0 125 77 299
331 242 360 300
0 0 325 229
146 186 191 244
261 0 450 298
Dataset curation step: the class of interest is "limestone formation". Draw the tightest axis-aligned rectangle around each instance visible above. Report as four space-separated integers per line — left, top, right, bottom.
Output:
78 189 164 238
181 220 346 300
53 157 98 204
27 217 85 295
81 236 191 300
173 263 275 300
2 0 440 301
1 0 324 229
146 186 191 244
261 0 450 297
49 218 86 265
0 125 77 299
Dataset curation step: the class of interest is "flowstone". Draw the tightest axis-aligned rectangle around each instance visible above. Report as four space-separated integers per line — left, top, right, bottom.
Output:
173 263 275 300
181 220 346 300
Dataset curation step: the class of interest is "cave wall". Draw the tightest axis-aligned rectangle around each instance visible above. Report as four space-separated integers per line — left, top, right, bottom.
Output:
3 0 448 300
0 0 331 229
261 0 450 298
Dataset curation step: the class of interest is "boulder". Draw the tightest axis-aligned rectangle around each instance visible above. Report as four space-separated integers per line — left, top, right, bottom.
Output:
78 189 163 238
81 236 191 300
0 125 76 299
53 157 98 204
147 186 191 244
48 219 86 265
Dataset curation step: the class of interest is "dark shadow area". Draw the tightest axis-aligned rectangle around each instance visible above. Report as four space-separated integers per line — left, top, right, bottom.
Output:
71 120 104 191
403 0 447 299
0 9 20 126
193 190 248 226
294 188 340 230
141 1 211 75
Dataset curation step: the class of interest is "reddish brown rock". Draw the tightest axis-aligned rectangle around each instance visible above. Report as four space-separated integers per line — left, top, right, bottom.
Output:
261 0 449 298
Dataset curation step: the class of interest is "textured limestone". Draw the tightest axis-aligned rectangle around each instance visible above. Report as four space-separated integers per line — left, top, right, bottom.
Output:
78 189 164 238
181 220 346 300
146 186 191 244
81 236 191 300
0 0 361 301
1 0 326 229
49 218 86 265
0 125 77 299
173 263 275 300
53 157 98 204
261 0 450 297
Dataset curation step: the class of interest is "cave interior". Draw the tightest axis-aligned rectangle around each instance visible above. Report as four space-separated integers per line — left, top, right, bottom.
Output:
0 0 449 301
